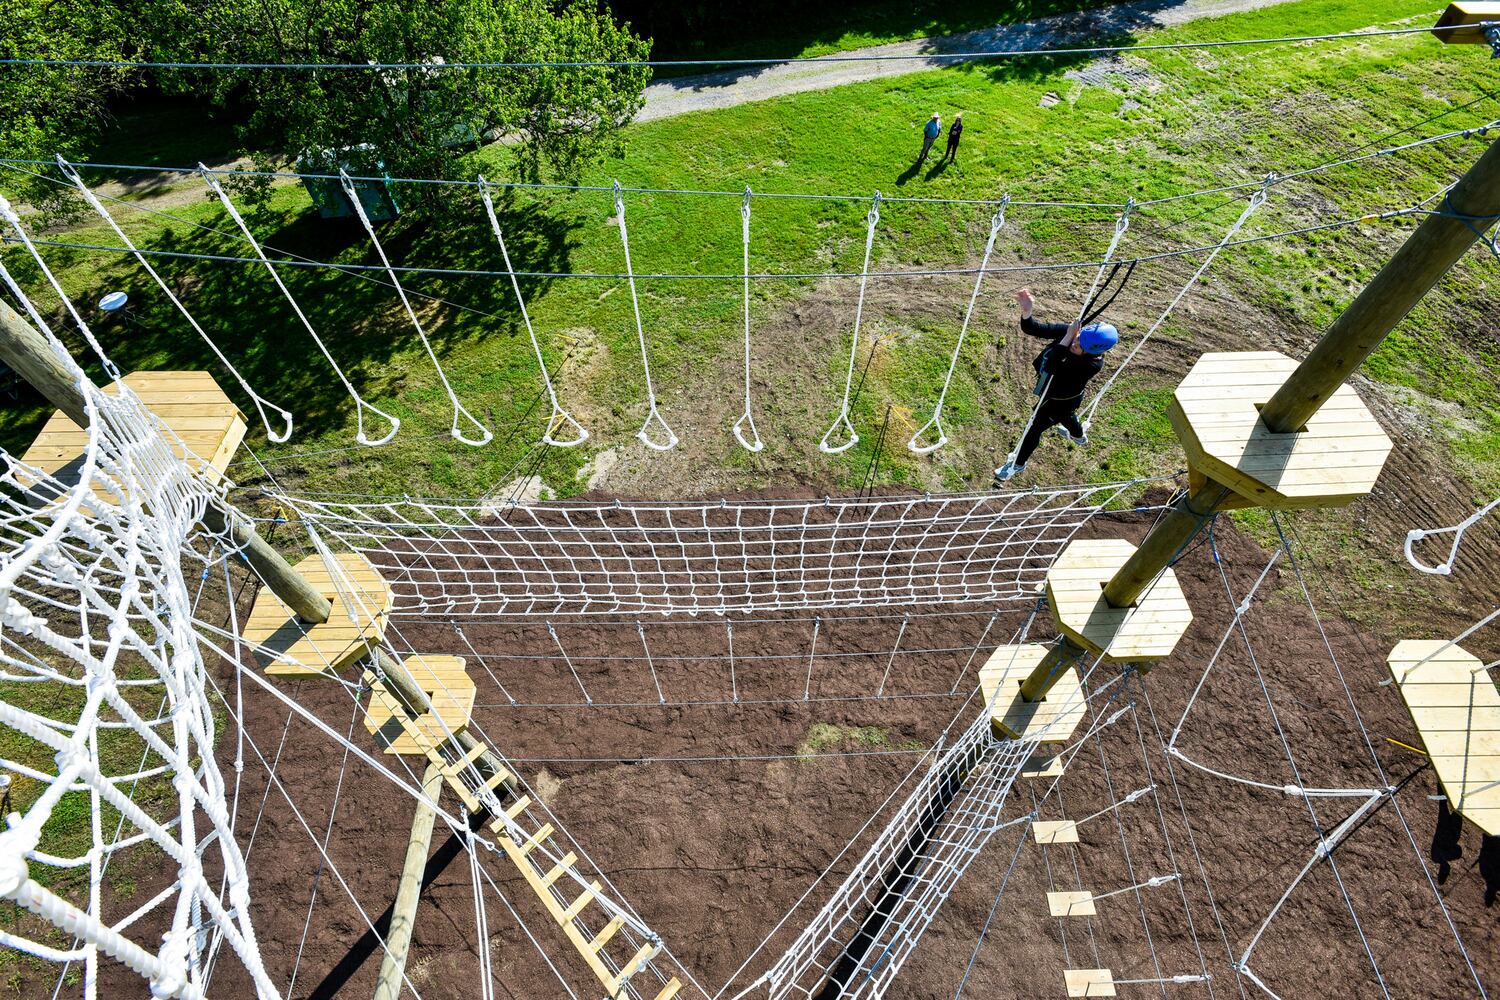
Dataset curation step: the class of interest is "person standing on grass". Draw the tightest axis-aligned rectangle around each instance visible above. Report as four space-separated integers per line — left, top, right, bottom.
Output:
919 112 941 163
943 113 963 163
993 286 1117 484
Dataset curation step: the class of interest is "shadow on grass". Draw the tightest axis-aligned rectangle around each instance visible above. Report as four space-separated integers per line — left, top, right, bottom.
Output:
1 190 584 451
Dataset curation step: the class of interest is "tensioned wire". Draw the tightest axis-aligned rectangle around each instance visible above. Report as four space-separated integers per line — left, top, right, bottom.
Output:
0 20 1486 70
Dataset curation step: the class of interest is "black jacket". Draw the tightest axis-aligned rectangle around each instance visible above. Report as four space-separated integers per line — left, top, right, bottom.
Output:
1020 314 1103 402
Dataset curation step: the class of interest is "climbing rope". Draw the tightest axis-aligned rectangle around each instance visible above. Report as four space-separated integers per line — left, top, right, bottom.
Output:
1002 200 1133 468
734 187 764 452
0 196 119 380
476 176 588 448
612 180 678 451
57 156 295 442
820 191 882 455
908 196 1008 455
199 166 402 446
1079 179 1271 433
338 170 493 446
1405 495 1500 575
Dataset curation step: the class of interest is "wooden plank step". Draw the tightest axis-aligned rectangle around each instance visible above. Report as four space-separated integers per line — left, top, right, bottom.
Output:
589 914 625 953
654 979 682 1000
541 852 578 889
483 768 512 793
608 942 661 995
520 823 555 856
440 741 487 776
563 881 603 921
503 794 532 821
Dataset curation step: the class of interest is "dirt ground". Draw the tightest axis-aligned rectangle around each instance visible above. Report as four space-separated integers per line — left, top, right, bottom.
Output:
76 463 1500 1000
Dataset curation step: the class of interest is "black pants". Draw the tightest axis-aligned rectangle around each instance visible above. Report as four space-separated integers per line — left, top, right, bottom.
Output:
1016 398 1083 466
943 139 959 162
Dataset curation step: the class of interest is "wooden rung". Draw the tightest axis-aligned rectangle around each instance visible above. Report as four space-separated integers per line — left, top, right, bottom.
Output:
503 795 532 820
447 779 482 814
563 881 603 921
608 942 660 993
440 741 487 776
541 852 578 888
589 914 625 953
519 823 555 856
483 768 512 792
653 979 682 1000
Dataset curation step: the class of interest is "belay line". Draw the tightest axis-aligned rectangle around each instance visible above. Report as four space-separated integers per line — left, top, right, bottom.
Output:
820 193 882 455
613 180 679 451
478 176 589 447
908 197 1008 455
339 168 494 446
56 155 295 443
1079 179 1273 433
199 165 402 446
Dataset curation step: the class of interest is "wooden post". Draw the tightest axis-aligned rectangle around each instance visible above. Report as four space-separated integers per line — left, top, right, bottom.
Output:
1098 124 1500 611
373 761 442 1000
0 297 333 623
1019 635 1089 704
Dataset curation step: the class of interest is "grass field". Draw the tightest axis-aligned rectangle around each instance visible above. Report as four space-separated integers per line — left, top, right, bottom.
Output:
1 0 1497 508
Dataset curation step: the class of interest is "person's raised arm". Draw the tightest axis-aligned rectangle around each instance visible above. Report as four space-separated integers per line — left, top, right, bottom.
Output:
1016 287 1072 340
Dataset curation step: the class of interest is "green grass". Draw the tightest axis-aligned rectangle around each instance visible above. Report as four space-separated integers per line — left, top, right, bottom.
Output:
1 0 1497 508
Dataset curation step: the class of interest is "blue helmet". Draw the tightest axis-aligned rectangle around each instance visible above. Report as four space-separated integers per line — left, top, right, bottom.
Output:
1079 322 1119 355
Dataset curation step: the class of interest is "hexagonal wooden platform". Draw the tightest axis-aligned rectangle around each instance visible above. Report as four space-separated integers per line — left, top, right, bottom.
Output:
979 643 1086 743
19 370 246 496
1169 351 1392 510
1046 539 1192 663
364 655 477 755
1388 639 1500 835
242 552 393 676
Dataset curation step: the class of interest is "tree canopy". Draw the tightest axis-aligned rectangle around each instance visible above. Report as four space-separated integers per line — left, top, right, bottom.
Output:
147 0 651 197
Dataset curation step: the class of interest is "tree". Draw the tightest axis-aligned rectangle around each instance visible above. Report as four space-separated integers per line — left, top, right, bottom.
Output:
148 0 651 200
0 1 132 219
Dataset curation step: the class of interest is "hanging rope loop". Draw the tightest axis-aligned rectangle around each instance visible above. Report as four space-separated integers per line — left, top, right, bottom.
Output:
477 175 588 448
733 185 764 452
1405 496 1500 575
337 169 492 446
56 155 295 443
820 191 882 455
612 179 679 451
198 164 401 447
909 195 1009 455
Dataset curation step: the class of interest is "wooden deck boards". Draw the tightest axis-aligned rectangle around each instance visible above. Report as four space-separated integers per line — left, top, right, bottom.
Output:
1046 539 1192 662
241 552 392 676
979 643 1087 743
364 655 477 755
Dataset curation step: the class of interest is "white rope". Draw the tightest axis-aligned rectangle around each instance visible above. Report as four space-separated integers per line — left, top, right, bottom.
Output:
1003 201 1133 467
1404 495 1500 575
613 179 678 451
0 195 119 380
734 187 764 452
909 198 1007 454
1079 182 1271 432
820 192 882 455
56 156 294 443
337 169 493 445
199 166 401 445
477 176 588 447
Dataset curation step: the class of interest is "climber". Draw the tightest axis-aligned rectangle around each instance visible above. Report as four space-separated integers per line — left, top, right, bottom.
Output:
993 287 1117 484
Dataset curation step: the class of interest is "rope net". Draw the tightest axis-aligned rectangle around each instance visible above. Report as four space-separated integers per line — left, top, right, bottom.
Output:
0 374 275 997
278 481 1163 618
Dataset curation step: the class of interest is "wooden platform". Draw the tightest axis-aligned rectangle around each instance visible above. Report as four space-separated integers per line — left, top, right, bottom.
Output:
1048 890 1096 917
18 371 246 496
364 655 477 755
242 552 392 675
1020 753 1064 779
1046 540 1193 663
1434 3 1500 43
1169 352 1392 510
1065 968 1116 997
979 644 1087 743
1388 640 1500 835
1032 820 1079 845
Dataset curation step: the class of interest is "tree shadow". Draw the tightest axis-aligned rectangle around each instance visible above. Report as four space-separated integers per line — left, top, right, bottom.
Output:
10 187 584 448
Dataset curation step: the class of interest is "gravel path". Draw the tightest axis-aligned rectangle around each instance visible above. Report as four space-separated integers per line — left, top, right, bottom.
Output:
636 0 1305 121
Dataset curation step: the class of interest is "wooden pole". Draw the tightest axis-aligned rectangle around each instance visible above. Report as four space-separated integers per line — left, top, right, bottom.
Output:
0 297 333 623
1019 635 1089 703
373 761 442 1000
1098 129 1500 611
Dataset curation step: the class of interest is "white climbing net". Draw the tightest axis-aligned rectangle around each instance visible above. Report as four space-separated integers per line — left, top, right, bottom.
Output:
0 290 277 996
276 479 1165 617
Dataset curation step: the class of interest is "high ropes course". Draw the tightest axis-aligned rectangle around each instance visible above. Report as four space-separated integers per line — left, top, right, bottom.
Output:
1 5 1500 1000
